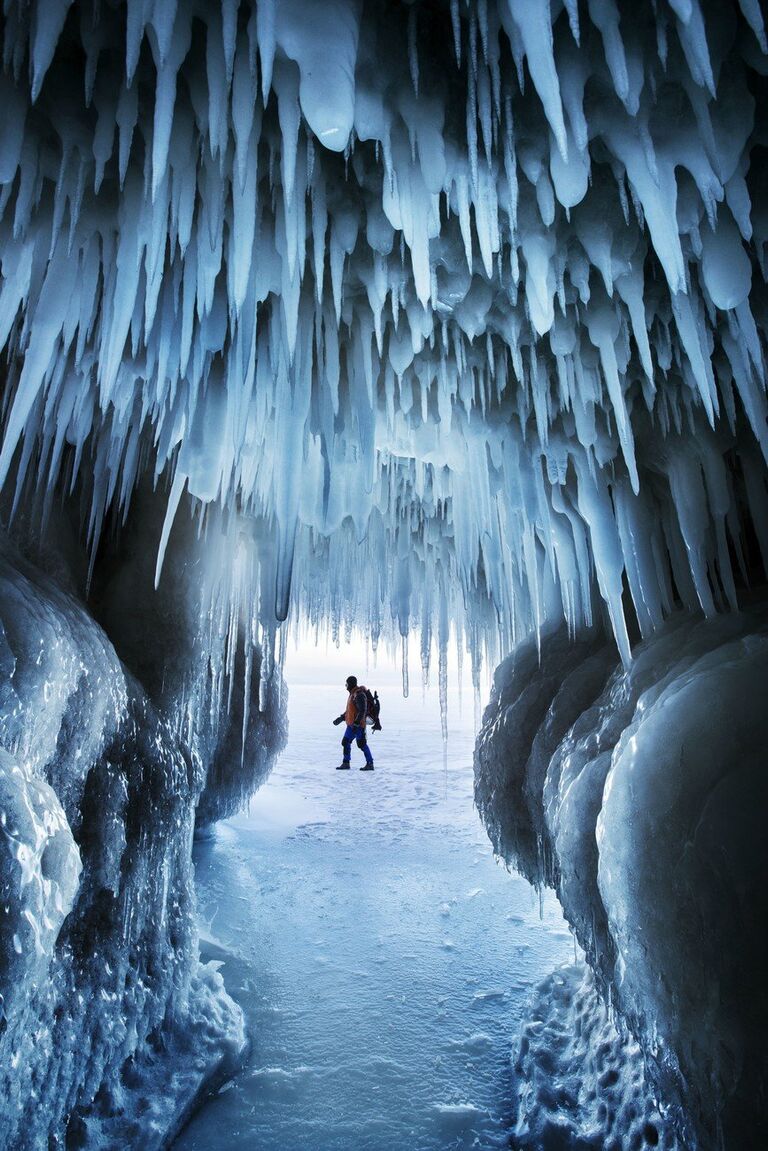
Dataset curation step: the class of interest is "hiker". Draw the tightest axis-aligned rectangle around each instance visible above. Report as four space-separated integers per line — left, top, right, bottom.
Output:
332 675 377 771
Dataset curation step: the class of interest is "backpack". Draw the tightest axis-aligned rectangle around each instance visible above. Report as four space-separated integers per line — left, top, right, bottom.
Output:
363 687 382 730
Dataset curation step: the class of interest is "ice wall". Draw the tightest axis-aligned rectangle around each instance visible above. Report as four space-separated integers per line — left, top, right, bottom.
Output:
0 536 245 1150
89 480 287 826
475 608 768 1149
0 0 766 678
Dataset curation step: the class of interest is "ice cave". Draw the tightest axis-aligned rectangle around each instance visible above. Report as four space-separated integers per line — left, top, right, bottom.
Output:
0 0 766 1147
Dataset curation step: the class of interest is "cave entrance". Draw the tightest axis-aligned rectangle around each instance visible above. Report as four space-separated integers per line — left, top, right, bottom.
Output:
175 633 572 1150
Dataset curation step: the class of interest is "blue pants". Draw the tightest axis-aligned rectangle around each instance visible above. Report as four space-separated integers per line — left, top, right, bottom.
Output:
342 724 373 766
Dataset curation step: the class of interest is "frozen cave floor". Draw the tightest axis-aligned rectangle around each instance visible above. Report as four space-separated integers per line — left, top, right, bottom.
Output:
171 679 672 1151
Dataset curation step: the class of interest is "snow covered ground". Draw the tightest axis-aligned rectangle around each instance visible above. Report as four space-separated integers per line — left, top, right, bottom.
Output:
173 652 573 1151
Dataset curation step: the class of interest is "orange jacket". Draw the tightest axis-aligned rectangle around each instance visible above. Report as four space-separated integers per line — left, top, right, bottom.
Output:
345 686 368 726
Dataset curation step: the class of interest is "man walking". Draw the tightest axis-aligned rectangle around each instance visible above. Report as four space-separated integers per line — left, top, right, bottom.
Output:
333 675 375 770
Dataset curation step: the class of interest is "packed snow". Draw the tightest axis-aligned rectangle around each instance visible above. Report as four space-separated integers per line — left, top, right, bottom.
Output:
512 964 680 1151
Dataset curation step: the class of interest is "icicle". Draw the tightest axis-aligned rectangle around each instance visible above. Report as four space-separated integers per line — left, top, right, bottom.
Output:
0 0 764 694
31 0 73 101
155 471 187 588
450 0 462 67
503 0 568 159
408 6 420 96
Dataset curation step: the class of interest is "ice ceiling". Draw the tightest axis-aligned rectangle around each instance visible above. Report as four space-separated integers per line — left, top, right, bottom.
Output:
0 0 767 675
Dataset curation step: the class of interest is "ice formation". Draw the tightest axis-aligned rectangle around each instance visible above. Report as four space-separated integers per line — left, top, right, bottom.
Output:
0 0 766 676
512 965 680 1151
475 606 768 1149
88 479 287 826
0 0 767 1147
0 538 246 1149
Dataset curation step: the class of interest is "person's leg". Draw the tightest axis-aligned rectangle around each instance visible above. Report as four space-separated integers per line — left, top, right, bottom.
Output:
356 728 374 768
340 725 355 765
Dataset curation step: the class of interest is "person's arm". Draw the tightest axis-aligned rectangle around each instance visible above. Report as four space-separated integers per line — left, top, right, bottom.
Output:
353 689 367 726
332 713 345 725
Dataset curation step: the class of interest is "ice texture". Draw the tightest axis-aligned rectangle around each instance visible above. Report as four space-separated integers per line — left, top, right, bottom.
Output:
0 0 765 683
0 746 81 1017
475 608 768 1149
512 965 680 1151
0 537 246 1149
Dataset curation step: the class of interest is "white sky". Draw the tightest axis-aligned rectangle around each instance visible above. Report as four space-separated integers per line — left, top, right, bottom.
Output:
287 628 404 688
281 625 492 745
283 623 490 702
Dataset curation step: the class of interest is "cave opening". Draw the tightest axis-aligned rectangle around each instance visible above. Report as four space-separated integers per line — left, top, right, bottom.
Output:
173 632 577 1151
1 0 767 1149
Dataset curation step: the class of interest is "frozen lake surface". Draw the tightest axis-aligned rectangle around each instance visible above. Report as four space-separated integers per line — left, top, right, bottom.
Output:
174 667 573 1151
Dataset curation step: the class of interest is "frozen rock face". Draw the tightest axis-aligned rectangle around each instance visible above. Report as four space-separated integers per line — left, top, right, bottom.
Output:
0 537 245 1150
194 630 285 827
0 0 766 675
476 608 768 1149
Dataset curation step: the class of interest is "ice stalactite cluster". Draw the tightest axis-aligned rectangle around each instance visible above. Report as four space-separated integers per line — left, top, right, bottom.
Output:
0 0 767 678
0 537 246 1150
475 606 768 1150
